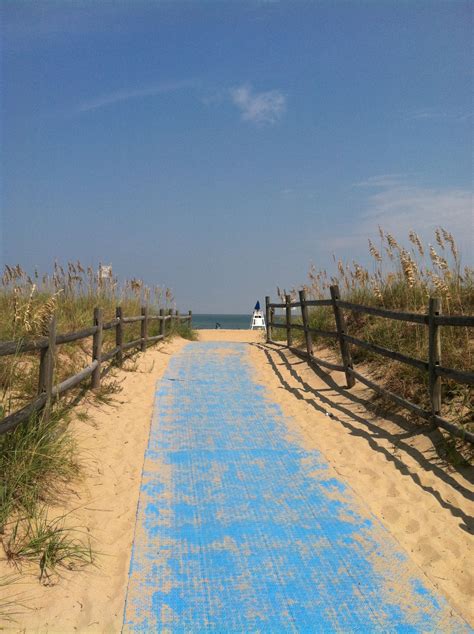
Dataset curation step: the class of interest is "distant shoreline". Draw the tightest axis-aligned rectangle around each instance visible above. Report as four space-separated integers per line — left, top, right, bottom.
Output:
192 314 252 330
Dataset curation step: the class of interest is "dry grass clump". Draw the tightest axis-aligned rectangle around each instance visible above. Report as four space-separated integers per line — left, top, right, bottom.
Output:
0 408 88 590
4 508 93 585
276 227 473 436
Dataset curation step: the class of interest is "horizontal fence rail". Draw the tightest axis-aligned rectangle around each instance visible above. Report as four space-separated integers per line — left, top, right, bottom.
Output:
265 289 474 444
0 307 192 435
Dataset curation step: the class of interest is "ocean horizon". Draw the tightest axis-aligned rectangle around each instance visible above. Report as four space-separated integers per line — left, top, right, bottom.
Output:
192 314 253 330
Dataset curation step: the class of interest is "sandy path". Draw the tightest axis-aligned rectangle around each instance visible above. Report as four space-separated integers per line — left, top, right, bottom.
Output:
200 330 473 626
197 329 264 343
2 329 472 630
123 340 469 631
1 337 187 633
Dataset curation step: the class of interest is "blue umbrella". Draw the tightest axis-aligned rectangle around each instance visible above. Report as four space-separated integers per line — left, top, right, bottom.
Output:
254 300 261 311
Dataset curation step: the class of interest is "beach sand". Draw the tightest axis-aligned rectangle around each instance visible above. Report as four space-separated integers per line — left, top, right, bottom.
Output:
2 329 472 630
197 329 265 343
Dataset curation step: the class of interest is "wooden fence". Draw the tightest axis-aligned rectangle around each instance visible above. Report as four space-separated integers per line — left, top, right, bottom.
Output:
0 307 192 435
265 287 474 444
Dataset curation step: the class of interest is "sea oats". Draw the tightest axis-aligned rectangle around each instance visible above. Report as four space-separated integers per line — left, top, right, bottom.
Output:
368 239 382 262
399 249 418 288
386 233 398 249
408 230 424 256
435 227 444 250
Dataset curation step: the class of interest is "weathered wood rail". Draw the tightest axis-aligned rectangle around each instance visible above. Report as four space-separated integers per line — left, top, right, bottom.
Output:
0 307 192 435
265 288 474 444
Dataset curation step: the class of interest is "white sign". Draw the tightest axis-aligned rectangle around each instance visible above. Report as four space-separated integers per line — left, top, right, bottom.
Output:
99 264 112 279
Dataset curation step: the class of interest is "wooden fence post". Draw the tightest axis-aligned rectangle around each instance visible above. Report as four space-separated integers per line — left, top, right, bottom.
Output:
159 308 165 337
188 310 192 328
298 289 314 359
92 307 103 389
330 285 355 388
115 306 123 365
141 305 148 352
38 314 57 419
428 297 442 418
168 308 173 330
265 296 271 342
285 294 293 347
175 309 180 332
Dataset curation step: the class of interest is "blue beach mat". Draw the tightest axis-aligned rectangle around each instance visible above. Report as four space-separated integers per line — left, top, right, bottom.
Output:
123 342 470 632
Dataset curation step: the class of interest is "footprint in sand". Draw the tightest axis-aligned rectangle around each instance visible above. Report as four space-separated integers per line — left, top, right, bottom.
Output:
405 519 420 534
381 504 400 523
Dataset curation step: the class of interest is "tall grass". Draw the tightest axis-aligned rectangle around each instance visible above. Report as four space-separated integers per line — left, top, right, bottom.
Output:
276 228 473 434
0 410 78 529
0 262 192 587
0 262 178 416
1 261 175 339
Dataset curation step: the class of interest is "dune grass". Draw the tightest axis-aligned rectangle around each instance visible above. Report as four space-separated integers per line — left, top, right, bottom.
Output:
273 227 473 440
4 508 93 584
0 573 27 622
0 263 178 415
0 263 194 592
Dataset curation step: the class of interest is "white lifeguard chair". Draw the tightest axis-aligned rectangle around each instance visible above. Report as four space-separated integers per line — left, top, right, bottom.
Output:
250 300 266 330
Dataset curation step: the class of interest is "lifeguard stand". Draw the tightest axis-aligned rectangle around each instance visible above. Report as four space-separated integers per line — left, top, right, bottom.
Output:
250 301 266 330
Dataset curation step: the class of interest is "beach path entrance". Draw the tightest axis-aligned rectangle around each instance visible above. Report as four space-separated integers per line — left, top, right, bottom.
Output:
123 342 468 632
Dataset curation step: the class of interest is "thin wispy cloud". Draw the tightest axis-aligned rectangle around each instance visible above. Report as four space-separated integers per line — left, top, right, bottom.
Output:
74 80 196 114
406 107 472 122
324 175 473 259
74 81 288 127
230 84 286 124
354 174 406 189
362 181 471 236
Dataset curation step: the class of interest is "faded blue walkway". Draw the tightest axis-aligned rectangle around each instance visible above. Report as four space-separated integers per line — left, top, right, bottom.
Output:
124 342 469 632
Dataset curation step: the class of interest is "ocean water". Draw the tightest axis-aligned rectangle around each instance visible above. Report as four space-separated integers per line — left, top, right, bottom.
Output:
192 314 252 329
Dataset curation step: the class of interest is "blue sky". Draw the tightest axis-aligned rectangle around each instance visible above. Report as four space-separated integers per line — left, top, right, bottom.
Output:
2 1 472 312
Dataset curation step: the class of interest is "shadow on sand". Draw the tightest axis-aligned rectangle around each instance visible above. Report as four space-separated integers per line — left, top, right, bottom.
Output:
250 341 473 535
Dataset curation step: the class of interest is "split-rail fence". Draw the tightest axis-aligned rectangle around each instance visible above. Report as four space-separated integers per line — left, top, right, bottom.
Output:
0 307 192 435
265 287 474 444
